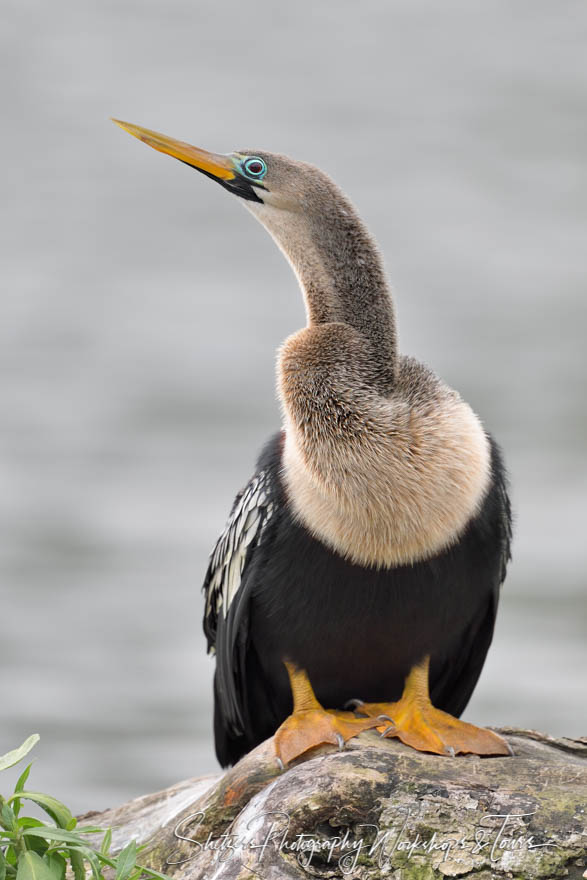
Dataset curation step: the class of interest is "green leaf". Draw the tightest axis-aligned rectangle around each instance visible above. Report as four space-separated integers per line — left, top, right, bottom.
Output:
16 820 44 832
14 765 32 795
8 794 74 831
139 869 174 880
1 803 16 831
13 765 33 817
69 828 103 835
22 834 48 857
0 848 7 880
80 853 114 870
45 855 65 880
114 842 136 880
61 850 101 880
16 853 55 880
0 737 40 774
99 830 111 857
75 850 102 880
67 846 165 880
68 850 85 880
22 829 86 846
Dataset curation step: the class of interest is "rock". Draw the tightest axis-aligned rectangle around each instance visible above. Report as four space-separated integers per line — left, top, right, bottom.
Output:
81 728 587 879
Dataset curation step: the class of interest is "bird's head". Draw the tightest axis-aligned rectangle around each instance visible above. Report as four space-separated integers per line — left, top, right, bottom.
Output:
111 119 355 243
112 118 396 389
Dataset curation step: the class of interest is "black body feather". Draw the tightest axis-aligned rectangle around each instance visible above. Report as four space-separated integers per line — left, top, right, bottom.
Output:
203 431 512 767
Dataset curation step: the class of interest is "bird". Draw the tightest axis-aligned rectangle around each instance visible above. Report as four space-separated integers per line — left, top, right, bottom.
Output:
113 118 513 769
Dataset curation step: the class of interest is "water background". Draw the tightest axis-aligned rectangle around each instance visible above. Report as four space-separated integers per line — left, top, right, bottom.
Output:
1 0 586 813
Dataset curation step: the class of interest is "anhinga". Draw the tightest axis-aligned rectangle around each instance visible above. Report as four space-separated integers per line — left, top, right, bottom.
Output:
113 119 513 767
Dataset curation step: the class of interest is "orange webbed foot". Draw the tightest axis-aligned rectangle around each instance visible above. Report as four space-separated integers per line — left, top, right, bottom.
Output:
275 661 380 767
353 657 512 758
274 707 381 766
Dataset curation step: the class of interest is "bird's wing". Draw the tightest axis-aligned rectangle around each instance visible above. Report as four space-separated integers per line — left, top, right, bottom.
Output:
494 443 513 587
202 465 276 735
431 436 512 716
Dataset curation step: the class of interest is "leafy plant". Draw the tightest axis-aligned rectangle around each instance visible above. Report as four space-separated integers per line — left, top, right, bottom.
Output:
0 736 171 880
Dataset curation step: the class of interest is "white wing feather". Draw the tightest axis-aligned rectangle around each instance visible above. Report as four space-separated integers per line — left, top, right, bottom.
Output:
203 470 275 653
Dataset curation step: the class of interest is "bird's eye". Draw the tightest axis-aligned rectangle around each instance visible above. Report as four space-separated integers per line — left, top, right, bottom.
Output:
243 157 267 179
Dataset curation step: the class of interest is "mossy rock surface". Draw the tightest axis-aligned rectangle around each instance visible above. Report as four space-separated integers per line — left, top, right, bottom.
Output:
81 729 587 879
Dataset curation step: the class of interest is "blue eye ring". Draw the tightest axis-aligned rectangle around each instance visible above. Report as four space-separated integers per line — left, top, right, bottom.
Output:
242 156 267 180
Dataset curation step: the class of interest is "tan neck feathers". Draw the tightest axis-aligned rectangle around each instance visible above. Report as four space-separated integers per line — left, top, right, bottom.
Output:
278 325 491 569
246 177 398 395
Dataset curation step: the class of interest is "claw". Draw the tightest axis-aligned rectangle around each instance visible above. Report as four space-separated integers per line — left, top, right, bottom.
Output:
344 698 365 710
444 746 456 758
335 733 345 750
377 714 396 739
275 756 285 771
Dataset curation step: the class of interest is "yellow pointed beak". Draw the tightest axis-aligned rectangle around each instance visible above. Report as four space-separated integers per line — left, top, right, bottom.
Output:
111 119 236 180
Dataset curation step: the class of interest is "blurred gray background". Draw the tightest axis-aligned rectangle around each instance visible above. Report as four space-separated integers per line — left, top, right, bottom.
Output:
1 0 586 813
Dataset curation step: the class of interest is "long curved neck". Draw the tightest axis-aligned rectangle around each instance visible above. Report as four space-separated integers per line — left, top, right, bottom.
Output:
250 190 398 394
